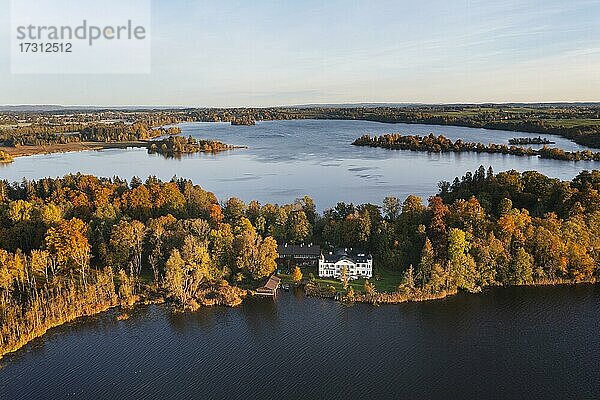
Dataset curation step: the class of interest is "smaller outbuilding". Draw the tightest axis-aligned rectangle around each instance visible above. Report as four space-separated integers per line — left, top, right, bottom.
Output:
277 243 321 265
255 275 281 297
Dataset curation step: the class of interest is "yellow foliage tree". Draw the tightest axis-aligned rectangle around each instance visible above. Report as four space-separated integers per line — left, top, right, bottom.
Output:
291 266 303 284
45 218 91 284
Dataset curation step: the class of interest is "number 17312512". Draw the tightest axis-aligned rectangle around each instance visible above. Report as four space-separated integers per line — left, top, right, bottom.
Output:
19 42 72 53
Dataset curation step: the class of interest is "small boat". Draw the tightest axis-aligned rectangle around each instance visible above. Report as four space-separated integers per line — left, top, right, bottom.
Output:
280 283 291 291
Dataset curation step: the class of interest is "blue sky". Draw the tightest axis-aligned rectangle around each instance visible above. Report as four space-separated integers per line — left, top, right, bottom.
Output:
1 0 599 106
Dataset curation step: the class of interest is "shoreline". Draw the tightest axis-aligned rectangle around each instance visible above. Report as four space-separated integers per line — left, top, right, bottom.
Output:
0 141 150 158
321 116 600 149
1 116 595 160
2 279 596 361
0 302 120 361
352 133 600 162
0 141 247 159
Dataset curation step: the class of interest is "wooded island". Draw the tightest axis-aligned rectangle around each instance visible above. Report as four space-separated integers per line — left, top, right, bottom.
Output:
148 136 237 157
352 133 600 161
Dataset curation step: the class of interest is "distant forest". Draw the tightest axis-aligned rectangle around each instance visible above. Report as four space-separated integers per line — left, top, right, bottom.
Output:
1 104 599 148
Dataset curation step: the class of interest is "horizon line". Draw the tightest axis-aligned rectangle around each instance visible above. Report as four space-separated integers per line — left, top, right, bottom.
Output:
1 101 600 110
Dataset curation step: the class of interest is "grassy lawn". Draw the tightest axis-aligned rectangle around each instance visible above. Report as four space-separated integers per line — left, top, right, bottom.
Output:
371 268 404 292
278 265 404 294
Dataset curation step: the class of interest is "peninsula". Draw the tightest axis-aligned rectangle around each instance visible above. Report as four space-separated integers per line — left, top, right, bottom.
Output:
2 167 599 359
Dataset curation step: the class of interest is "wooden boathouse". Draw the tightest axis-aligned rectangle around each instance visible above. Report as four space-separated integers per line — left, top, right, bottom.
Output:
255 275 281 297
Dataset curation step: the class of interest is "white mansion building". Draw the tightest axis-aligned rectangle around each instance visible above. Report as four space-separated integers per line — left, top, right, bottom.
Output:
318 248 373 280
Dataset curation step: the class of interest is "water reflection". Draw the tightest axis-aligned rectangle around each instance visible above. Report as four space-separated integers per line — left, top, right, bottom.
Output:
240 298 281 334
0 307 125 368
167 305 222 332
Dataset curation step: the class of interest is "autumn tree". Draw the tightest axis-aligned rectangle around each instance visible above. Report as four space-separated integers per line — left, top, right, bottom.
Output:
233 218 278 280
298 196 317 224
286 210 311 244
180 180 216 219
163 237 214 310
41 204 63 226
447 228 477 291
510 247 534 285
117 269 135 304
45 218 91 285
209 204 224 227
427 196 449 259
427 262 447 293
210 222 234 274
223 197 246 225
340 266 349 289
291 266 303 285
109 220 146 283
416 238 435 289
364 280 376 296
383 196 400 220
8 200 34 223
398 265 416 295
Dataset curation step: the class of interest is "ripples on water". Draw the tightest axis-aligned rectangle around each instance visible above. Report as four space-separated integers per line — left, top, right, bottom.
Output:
1 120 600 398
1 286 600 399
0 120 597 209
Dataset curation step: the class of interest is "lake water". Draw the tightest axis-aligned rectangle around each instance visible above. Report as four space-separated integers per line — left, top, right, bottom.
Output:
1 120 600 398
0 120 596 209
1 285 599 400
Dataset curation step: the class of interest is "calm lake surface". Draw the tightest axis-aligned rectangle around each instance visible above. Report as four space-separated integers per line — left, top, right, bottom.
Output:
1 120 599 399
0 119 597 209
1 286 599 400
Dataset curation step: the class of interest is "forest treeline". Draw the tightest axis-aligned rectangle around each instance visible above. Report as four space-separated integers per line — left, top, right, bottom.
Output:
1 167 600 356
0 174 289 357
306 166 600 303
148 136 235 157
313 106 600 148
352 133 600 161
509 137 554 145
230 116 256 125
80 124 181 143
0 119 182 147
